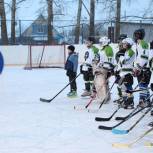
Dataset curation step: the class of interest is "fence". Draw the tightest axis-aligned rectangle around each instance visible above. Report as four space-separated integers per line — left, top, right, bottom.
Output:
0 19 115 45
0 18 153 45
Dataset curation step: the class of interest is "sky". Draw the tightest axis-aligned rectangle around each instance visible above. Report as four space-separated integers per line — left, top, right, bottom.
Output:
3 0 153 36
4 0 153 21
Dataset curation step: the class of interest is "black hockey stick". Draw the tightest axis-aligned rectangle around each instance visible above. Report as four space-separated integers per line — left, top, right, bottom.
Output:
112 104 153 134
95 98 123 121
98 105 148 130
96 82 142 121
95 106 121 121
40 73 81 102
95 87 151 120
98 93 153 130
115 105 139 120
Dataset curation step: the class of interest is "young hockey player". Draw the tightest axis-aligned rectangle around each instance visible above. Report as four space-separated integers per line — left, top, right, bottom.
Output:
133 29 151 107
80 37 99 97
148 41 153 127
115 34 127 101
93 36 114 103
115 38 135 109
115 34 127 63
65 45 78 97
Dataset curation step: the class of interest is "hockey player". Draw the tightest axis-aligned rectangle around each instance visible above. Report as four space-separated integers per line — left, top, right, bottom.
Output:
115 38 135 109
148 41 153 127
133 29 151 107
65 45 78 97
93 36 114 103
80 37 99 97
115 34 127 63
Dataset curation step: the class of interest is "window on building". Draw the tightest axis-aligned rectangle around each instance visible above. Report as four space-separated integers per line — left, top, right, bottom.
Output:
37 25 45 33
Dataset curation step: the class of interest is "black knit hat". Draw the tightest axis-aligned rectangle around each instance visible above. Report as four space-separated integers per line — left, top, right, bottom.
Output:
68 45 75 52
87 36 95 43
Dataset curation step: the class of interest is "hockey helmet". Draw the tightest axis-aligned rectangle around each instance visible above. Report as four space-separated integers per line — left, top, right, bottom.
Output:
118 34 127 41
133 28 145 41
122 38 134 46
99 36 110 47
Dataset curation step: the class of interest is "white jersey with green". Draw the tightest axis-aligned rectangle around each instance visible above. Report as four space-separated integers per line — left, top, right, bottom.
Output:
118 48 135 76
98 45 114 71
133 40 149 69
84 45 99 66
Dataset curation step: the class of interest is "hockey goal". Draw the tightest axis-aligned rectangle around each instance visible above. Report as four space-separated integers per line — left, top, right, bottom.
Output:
24 45 66 69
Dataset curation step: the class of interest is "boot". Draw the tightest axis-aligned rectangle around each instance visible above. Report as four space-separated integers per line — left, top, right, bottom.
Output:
151 110 153 116
139 99 150 108
122 96 134 109
81 90 91 97
67 90 77 98
90 91 96 99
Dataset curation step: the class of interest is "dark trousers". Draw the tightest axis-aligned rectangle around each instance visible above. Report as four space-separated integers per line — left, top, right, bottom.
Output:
137 68 151 101
68 72 77 92
83 71 94 91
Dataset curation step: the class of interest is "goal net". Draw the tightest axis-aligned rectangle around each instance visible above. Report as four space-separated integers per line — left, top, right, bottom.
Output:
24 45 66 69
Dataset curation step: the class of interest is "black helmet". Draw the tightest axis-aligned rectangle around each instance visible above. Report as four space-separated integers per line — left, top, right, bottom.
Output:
87 36 95 43
134 29 145 41
118 34 127 41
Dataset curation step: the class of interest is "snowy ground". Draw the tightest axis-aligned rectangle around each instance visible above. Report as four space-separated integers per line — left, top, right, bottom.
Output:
0 67 153 153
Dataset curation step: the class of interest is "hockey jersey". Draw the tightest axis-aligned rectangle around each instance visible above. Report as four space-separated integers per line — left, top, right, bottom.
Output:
84 45 99 66
133 40 149 69
118 48 135 76
98 45 114 71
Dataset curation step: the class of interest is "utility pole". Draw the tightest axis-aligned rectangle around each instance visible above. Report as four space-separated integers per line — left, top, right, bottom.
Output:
115 0 121 42
74 0 82 44
89 0 95 37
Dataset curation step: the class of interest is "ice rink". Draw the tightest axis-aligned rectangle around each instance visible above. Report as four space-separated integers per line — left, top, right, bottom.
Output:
0 67 153 153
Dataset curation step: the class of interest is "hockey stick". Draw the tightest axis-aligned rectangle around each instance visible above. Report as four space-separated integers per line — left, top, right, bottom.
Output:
95 83 141 122
98 104 148 130
112 127 153 148
98 92 153 130
95 106 121 121
144 142 153 147
74 93 96 110
40 73 81 103
88 84 151 113
95 98 123 121
112 103 153 135
74 80 106 111
88 80 116 113
98 80 116 109
115 105 140 120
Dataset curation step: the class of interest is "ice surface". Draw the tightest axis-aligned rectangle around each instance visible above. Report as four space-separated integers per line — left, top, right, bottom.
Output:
0 67 153 153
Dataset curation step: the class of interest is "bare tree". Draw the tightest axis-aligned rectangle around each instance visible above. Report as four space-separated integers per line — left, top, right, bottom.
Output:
89 0 95 37
74 0 82 44
46 0 53 44
0 0 8 45
11 0 26 44
11 0 16 44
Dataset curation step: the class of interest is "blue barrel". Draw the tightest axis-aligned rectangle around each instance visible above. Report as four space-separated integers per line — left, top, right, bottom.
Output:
0 52 4 74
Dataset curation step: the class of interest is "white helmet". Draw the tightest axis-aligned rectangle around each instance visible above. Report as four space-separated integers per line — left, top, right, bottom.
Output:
99 36 110 47
122 38 134 46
